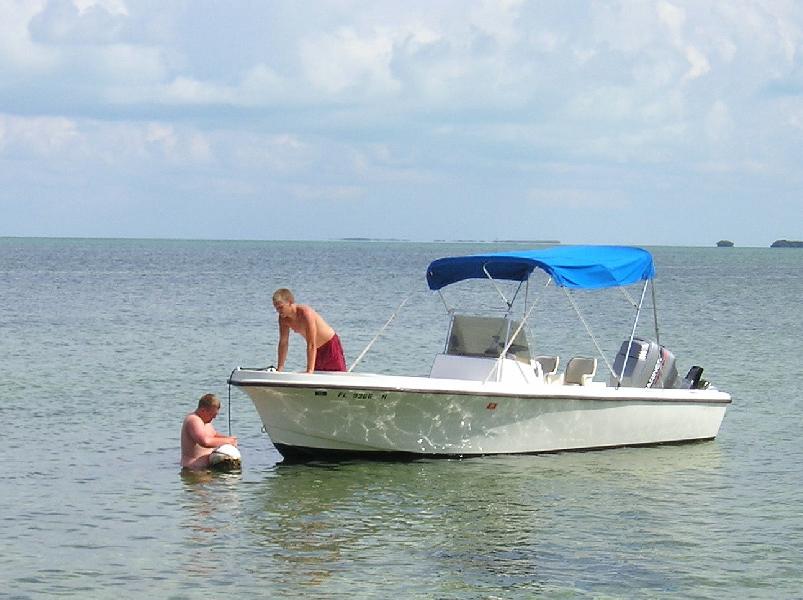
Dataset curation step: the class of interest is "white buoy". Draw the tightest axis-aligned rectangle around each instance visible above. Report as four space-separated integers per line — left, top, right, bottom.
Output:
209 444 242 471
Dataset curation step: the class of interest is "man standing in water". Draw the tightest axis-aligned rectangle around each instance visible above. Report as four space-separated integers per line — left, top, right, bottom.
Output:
181 394 238 470
273 288 346 373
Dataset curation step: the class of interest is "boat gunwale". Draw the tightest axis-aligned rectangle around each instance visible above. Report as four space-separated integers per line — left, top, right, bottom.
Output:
228 371 732 405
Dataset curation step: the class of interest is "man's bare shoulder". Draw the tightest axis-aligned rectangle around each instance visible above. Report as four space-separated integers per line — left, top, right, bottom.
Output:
296 304 320 321
182 412 203 430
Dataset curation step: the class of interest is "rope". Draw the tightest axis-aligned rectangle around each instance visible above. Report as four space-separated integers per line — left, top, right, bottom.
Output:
481 278 550 384
482 296 542 384
651 280 660 345
348 291 414 372
563 287 614 376
227 375 232 436
618 286 638 308
615 280 651 384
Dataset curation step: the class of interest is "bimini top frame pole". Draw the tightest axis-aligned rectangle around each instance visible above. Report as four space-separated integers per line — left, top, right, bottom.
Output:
615 278 652 385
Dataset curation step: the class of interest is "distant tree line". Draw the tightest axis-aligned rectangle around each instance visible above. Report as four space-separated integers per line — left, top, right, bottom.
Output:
715 239 803 247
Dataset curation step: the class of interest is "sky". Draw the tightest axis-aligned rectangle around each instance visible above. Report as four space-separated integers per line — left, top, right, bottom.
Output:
1 0 802 247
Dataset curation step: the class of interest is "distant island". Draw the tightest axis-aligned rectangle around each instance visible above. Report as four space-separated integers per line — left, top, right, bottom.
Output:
339 238 562 245
493 239 561 244
339 237 410 242
715 239 803 248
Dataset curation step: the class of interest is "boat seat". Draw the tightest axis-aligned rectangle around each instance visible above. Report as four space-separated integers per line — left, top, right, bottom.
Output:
564 357 597 385
534 355 559 375
534 355 560 383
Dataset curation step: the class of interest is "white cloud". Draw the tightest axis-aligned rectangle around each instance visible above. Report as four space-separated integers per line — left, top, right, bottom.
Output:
704 100 733 142
657 1 685 41
287 184 364 203
2 1 803 245
526 187 628 210
125 61 289 107
300 26 400 96
0 0 58 71
682 45 711 82
655 1 711 83
228 133 311 174
239 64 288 103
28 0 130 45
145 121 173 144
468 0 524 43
94 44 166 85
0 113 217 169
74 0 128 17
0 114 79 155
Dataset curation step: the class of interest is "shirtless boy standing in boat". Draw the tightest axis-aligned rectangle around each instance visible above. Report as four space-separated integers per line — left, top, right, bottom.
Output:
181 394 238 470
273 288 346 373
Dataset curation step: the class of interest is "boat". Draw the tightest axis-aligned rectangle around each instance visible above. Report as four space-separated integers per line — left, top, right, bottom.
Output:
228 246 731 462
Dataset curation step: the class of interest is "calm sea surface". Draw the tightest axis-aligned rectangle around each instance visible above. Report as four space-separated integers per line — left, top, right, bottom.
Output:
1 238 801 599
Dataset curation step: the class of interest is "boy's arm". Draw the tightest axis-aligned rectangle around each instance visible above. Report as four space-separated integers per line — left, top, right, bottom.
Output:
277 318 290 371
301 306 318 373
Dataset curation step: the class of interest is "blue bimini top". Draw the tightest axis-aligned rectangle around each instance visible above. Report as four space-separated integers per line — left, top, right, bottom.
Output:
426 246 655 291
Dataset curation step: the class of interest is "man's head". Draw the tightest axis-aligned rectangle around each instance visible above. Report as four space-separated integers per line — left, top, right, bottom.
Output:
273 288 295 316
197 393 221 422
273 288 294 304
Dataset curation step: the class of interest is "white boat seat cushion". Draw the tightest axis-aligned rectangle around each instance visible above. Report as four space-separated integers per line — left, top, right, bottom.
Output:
564 357 597 385
534 355 559 375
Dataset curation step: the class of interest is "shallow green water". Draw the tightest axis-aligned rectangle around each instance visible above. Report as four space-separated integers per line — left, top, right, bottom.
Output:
1 239 801 598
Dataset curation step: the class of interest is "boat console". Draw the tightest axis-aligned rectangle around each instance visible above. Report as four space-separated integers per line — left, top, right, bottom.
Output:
430 314 540 383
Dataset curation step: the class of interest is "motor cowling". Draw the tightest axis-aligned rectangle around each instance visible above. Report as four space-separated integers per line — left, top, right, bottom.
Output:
611 338 678 388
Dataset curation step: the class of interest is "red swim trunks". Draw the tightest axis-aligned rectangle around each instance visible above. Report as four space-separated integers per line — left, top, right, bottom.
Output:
314 334 346 371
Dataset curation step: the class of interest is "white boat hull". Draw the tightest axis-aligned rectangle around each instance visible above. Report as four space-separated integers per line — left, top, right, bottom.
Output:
229 368 731 461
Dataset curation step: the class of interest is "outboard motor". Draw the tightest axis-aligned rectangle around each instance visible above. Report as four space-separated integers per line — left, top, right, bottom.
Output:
676 365 709 390
611 337 678 388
